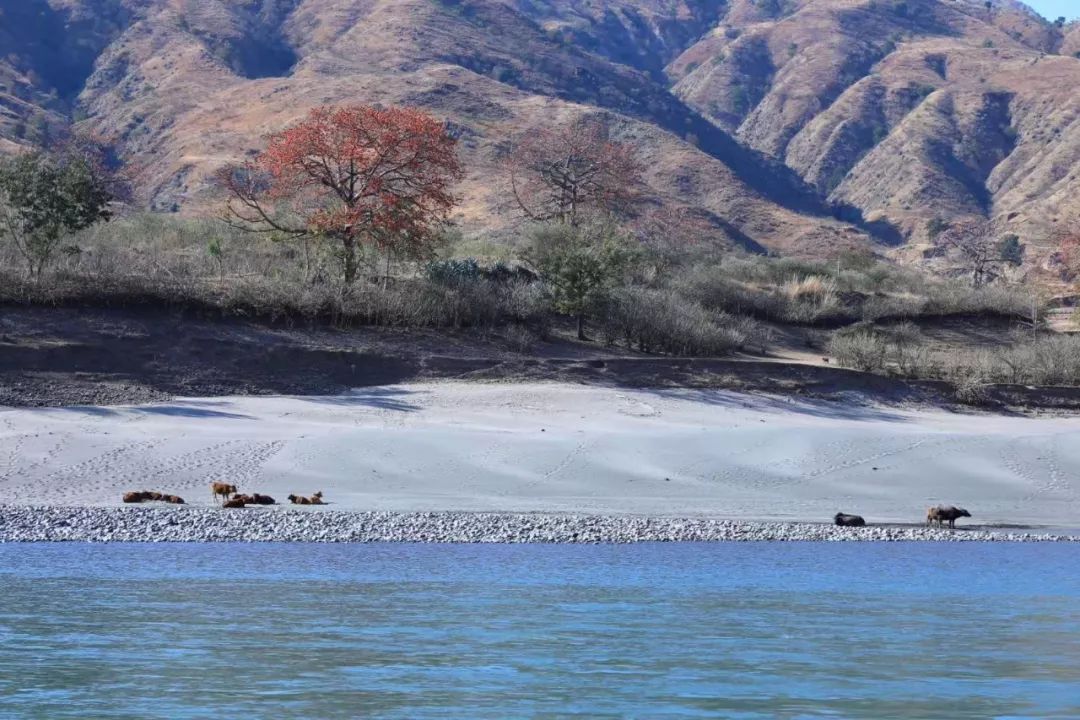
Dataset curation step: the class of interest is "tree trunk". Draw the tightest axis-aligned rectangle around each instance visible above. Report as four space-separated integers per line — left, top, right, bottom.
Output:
577 313 586 341
384 251 392 290
342 234 358 283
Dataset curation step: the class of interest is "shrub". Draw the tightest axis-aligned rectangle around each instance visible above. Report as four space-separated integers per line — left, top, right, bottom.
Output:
826 328 889 373
504 324 540 352
426 258 483 284
600 287 766 357
991 336 1080 386
779 275 842 322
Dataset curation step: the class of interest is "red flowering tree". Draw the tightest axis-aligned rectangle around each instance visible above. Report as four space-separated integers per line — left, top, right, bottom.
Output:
507 117 643 227
222 105 462 283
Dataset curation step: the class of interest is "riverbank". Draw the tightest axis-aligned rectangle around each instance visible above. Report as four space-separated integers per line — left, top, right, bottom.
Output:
1 507 1077 543
3 383 1080 526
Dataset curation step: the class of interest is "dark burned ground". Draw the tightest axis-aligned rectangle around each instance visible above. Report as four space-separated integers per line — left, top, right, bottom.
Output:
2 307 1079 412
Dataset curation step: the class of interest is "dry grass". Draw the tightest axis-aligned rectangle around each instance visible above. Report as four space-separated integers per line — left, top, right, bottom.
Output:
599 287 770 357
828 321 1080 394
0 214 1060 372
0 215 552 335
676 254 1035 326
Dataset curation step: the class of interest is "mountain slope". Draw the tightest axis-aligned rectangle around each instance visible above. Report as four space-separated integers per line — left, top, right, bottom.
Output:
0 0 1077 261
668 0 1080 253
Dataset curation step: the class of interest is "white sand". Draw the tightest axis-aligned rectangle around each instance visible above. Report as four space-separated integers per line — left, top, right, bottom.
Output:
2 382 1080 526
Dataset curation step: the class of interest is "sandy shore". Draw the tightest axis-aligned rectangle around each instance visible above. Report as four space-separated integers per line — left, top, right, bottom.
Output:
2 382 1080 528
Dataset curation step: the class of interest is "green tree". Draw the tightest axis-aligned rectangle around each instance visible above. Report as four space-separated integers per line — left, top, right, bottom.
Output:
525 223 637 340
0 148 113 278
998 233 1024 266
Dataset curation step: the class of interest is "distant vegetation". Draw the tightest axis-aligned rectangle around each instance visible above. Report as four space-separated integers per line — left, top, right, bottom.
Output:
0 104 1074 395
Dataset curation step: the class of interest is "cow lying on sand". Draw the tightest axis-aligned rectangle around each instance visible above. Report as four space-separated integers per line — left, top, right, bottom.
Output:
288 492 325 505
834 512 866 527
927 506 971 529
123 491 185 504
221 493 276 508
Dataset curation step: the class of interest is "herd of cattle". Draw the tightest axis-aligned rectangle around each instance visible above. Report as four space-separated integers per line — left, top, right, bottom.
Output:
122 486 973 530
122 483 327 508
834 506 972 528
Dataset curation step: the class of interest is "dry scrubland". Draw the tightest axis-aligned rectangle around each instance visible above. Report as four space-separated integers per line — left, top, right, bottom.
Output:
1 213 1074 401
2 0 1079 407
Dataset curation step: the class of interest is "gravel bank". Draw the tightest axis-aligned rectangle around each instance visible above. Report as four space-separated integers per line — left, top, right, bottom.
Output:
1 507 1077 543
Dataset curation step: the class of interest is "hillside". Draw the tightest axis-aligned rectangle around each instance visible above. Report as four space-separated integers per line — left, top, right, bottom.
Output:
0 0 1078 260
669 0 1080 256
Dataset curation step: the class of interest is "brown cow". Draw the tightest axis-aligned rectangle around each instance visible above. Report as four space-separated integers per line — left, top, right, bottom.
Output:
288 494 312 505
123 491 147 503
926 506 942 526
222 497 247 509
165 495 185 505
250 494 276 505
211 482 238 504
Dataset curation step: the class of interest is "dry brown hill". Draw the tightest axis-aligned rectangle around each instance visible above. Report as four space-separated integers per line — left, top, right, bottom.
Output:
668 0 1080 256
0 0 1077 262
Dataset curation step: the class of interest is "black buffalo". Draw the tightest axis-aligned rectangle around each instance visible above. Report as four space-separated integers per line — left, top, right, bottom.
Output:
834 512 866 527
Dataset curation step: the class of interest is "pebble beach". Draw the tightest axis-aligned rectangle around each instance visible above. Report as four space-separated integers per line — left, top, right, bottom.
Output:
2 506 1077 543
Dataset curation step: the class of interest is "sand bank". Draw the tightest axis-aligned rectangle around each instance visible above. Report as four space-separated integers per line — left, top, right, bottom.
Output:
2 382 1079 527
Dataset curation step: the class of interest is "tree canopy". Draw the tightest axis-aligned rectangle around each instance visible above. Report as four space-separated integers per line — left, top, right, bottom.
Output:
507 117 643 227
525 222 638 339
0 145 114 277
222 104 463 283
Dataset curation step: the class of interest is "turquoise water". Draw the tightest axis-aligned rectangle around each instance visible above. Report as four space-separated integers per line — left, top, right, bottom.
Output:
1 544 1079 719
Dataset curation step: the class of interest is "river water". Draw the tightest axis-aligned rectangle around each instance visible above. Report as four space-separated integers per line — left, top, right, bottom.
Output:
1 543 1079 719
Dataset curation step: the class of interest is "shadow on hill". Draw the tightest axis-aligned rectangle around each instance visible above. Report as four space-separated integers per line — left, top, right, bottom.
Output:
298 388 424 413
0 0 128 102
641 387 912 423
42 404 254 420
655 106 907 248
